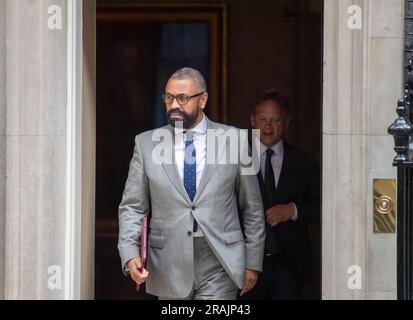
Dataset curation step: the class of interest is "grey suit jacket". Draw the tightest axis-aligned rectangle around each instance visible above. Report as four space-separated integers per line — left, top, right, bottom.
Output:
118 117 265 298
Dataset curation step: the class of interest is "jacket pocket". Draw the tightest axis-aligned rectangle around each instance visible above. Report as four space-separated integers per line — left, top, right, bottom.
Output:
150 218 163 231
148 233 165 249
224 230 244 244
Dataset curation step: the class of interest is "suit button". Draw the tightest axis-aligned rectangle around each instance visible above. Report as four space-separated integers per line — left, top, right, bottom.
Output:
192 206 196 211
187 231 192 236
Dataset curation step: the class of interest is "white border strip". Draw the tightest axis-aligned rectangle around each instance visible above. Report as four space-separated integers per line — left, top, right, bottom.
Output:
65 0 83 300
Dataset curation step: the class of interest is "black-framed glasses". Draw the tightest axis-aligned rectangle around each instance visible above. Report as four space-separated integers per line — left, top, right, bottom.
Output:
162 92 205 105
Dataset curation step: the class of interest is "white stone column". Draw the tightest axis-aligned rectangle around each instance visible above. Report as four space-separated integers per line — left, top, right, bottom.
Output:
5 0 69 299
80 0 96 299
323 0 402 299
366 0 403 300
4 0 70 299
0 0 6 300
1 0 95 300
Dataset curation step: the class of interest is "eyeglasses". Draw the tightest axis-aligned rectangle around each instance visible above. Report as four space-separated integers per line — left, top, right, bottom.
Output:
162 92 205 105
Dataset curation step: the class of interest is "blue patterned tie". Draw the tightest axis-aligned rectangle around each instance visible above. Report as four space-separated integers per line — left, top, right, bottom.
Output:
184 131 198 232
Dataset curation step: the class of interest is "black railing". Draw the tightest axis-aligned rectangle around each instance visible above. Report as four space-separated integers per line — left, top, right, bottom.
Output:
388 59 413 300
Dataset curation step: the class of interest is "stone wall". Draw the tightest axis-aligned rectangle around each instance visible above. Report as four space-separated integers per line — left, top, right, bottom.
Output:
0 0 6 301
3 0 68 299
322 0 402 299
405 0 413 64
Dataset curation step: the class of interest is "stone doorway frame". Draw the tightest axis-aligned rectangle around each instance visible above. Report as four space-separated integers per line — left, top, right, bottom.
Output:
73 0 402 300
66 0 96 299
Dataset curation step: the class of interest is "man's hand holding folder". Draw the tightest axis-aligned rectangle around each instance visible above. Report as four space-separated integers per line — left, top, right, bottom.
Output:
126 216 149 290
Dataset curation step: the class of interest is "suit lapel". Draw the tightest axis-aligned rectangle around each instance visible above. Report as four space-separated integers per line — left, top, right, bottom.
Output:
275 141 292 202
157 125 192 204
257 140 292 205
257 170 270 209
162 163 192 204
193 118 222 203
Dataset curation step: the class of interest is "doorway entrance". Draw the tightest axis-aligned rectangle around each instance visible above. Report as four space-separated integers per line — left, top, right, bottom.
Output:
94 0 322 300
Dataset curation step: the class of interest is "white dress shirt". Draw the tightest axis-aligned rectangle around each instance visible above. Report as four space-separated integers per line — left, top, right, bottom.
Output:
260 140 298 221
174 113 207 236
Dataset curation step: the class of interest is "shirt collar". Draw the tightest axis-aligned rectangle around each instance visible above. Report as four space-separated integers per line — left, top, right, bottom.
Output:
260 139 284 157
174 113 207 136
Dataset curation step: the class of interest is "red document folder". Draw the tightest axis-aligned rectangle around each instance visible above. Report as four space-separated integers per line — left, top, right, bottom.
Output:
136 215 148 292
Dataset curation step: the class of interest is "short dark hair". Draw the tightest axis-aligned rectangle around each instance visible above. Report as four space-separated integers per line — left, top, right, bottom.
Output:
252 89 290 117
169 67 207 92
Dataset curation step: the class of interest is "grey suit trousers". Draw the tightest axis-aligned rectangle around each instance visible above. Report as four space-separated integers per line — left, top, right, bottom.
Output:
159 237 238 300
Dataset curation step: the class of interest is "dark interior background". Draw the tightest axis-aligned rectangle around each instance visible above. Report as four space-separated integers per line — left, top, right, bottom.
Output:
95 0 322 300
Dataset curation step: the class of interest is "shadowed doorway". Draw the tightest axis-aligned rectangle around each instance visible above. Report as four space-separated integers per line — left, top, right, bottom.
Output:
95 0 322 300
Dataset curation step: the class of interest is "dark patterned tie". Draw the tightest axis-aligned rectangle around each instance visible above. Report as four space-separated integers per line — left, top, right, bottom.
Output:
264 148 279 255
184 131 198 232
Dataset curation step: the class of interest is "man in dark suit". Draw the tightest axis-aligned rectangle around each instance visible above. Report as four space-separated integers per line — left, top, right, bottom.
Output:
242 89 320 300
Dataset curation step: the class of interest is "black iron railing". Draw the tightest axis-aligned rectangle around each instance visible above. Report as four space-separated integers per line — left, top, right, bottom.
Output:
388 58 413 300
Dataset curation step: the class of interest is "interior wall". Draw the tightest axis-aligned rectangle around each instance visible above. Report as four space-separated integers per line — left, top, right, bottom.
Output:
97 0 321 157
293 3 322 159
228 0 321 160
227 0 296 131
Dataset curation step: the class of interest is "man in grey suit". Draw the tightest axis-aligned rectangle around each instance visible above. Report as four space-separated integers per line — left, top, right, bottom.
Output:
118 67 265 300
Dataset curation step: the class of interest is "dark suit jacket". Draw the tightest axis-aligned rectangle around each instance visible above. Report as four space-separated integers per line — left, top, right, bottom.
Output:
257 141 320 283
